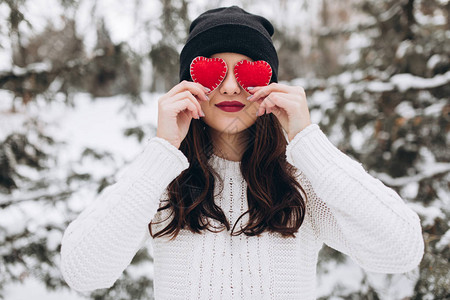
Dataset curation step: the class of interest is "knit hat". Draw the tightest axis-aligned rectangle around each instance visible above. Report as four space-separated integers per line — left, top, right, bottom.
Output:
179 5 279 84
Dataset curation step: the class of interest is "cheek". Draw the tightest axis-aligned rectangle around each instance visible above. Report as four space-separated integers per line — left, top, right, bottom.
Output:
248 101 259 110
200 101 209 112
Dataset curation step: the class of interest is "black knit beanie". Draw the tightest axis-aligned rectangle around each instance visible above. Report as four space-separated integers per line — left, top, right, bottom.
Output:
179 5 279 84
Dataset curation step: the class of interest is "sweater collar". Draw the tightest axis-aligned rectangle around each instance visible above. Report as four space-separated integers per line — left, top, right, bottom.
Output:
209 153 241 176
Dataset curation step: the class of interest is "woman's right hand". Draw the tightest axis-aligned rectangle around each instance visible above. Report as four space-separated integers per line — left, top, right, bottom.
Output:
156 80 210 149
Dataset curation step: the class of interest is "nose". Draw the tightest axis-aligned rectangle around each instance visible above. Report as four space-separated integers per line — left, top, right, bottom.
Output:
218 65 241 95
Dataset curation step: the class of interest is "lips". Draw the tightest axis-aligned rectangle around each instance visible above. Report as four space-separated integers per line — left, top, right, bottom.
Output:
215 101 245 107
215 101 245 112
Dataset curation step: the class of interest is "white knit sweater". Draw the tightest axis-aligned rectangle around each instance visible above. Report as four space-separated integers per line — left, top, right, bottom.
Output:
60 123 424 299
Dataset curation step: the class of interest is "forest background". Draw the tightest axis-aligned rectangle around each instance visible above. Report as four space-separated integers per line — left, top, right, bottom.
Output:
0 0 449 299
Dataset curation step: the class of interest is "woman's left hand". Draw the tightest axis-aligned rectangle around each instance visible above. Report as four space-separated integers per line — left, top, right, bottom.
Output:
248 83 312 142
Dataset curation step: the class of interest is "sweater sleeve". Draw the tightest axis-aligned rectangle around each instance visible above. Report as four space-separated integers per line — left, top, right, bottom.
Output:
60 136 189 292
285 123 424 273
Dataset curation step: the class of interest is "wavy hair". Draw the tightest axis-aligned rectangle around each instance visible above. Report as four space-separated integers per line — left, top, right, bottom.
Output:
148 113 307 240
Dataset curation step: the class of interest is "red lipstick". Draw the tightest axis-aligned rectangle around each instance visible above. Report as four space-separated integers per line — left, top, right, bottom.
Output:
215 101 245 112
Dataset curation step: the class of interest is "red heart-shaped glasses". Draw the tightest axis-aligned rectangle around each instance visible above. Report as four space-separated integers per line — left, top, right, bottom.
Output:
190 56 272 93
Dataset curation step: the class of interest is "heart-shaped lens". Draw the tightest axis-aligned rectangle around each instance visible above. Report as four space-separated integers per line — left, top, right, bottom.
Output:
234 60 272 93
190 56 227 92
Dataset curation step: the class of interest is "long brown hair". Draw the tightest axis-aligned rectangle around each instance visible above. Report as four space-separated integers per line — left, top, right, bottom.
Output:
148 113 307 240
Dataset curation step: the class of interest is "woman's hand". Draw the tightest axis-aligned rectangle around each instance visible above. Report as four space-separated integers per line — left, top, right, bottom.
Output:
248 83 312 142
156 80 210 149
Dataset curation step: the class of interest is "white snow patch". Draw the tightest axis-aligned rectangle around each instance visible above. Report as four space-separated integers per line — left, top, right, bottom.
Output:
366 81 394 92
395 101 416 119
0 206 27 236
424 99 447 116
400 181 420 200
435 229 450 251
374 162 450 187
310 89 336 111
408 202 445 227
366 268 420 300
4 277 87 300
395 40 413 59
316 255 365 298
427 54 447 70
391 71 450 92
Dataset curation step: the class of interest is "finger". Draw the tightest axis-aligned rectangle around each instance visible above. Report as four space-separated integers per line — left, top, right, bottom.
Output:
172 91 204 118
247 86 263 94
181 99 200 119
180 108 196 120
167 80 210 102
255 93 276 116
168 97 199 119
257 92 293 117
249 83 294 102
183 91 206 117
179 91 205 118
266 106 281 115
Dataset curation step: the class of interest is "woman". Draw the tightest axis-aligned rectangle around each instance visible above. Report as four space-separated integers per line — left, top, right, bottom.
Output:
60 5 424 299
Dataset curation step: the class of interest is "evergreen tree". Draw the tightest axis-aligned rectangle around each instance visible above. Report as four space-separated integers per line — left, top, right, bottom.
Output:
0 0 154 299
305 0 449 298
0 0 448 299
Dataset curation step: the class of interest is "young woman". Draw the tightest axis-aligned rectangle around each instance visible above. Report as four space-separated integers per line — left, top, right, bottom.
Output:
60 5 424 300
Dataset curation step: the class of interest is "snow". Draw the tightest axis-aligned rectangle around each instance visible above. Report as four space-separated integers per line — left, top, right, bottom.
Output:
2 89 425 299
435 229 450 251
316 256 365 298
309 89 336 111
373 162 450 187
328 114 346 146
310 109 324 126
0 206 27 236
126 260 154 280
22 0 65 32
36 92 160 165
396 40 413 59
427 54 447 70
2 0 163 58
0 0 446 298
1 92 160 299
342 32 372 65
329 71 354 86
366 268 420 300
350 124 374 153
92 0 162 53
423 99 448 117
366 81 394 92
74 0 97 55
336 71 450 94
395 101 417 119
0 3 12 71
437 173 450 207
408 201 446 227
390 71 450 92
415 8 447 26
46 229 63 252
4 277 87 300
316 255 419 300
400 181 420 200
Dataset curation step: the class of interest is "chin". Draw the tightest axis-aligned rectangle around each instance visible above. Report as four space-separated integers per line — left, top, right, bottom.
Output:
203 115 255 135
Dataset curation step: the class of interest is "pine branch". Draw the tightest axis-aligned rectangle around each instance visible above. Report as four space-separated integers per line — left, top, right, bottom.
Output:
0 190 74 209
371 162 450 187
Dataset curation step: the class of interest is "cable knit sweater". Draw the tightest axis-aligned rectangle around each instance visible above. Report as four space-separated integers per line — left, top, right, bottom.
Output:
60 123 424 299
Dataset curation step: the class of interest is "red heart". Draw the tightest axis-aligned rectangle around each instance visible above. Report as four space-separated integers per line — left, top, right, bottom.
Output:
234 60 272 93
190 56 227 92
